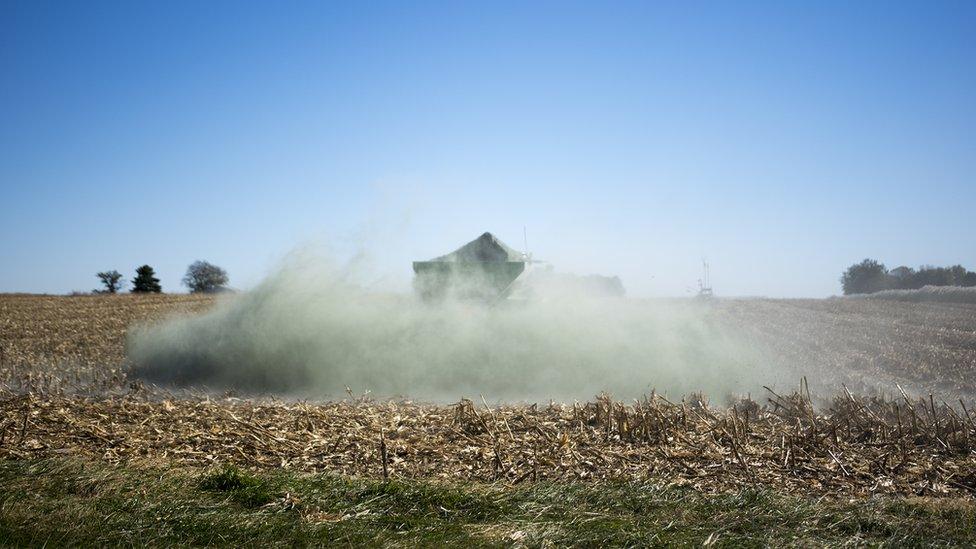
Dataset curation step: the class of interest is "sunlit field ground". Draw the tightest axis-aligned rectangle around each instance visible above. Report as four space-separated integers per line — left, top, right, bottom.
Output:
2 293 976 546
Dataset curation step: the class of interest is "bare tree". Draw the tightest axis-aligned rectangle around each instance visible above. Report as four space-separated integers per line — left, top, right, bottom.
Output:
96 270 124 293
183 260 229 293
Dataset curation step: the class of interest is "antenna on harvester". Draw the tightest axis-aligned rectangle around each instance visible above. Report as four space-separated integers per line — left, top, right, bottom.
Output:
523 226 531 261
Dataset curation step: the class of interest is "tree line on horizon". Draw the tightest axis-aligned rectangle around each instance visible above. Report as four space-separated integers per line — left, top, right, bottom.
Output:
841 259 976 295
95 261 229 294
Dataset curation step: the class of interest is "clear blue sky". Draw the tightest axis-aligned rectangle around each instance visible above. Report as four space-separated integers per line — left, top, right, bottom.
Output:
2 1 974 297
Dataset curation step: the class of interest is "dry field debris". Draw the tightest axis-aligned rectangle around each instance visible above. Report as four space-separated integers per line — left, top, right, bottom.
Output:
3 387 976 498
1 293 976 500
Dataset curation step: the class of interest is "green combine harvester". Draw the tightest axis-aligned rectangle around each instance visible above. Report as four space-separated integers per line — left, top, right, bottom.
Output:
413 232 528 301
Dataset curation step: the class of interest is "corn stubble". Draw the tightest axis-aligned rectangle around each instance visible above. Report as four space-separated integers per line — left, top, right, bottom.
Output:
2 294 976 498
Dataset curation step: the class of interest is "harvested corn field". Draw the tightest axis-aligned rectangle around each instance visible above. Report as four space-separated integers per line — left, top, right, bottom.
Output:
0 293 213 394
4 293 976 400
0 293 213 367
713 298 976 401
2 293 976 498
3 294 976 546
4 388 976 498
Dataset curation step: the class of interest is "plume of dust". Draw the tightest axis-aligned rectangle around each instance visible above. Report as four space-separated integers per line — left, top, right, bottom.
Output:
128 250 780 403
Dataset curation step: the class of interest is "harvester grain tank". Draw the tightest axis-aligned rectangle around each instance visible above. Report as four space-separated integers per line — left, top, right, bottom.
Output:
413 232 527 301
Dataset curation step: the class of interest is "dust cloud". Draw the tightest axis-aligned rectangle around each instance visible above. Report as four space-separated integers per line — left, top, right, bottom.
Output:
128 252 780 402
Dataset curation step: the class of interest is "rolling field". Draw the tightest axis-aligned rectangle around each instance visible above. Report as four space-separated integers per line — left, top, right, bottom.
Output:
2 293 976 546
